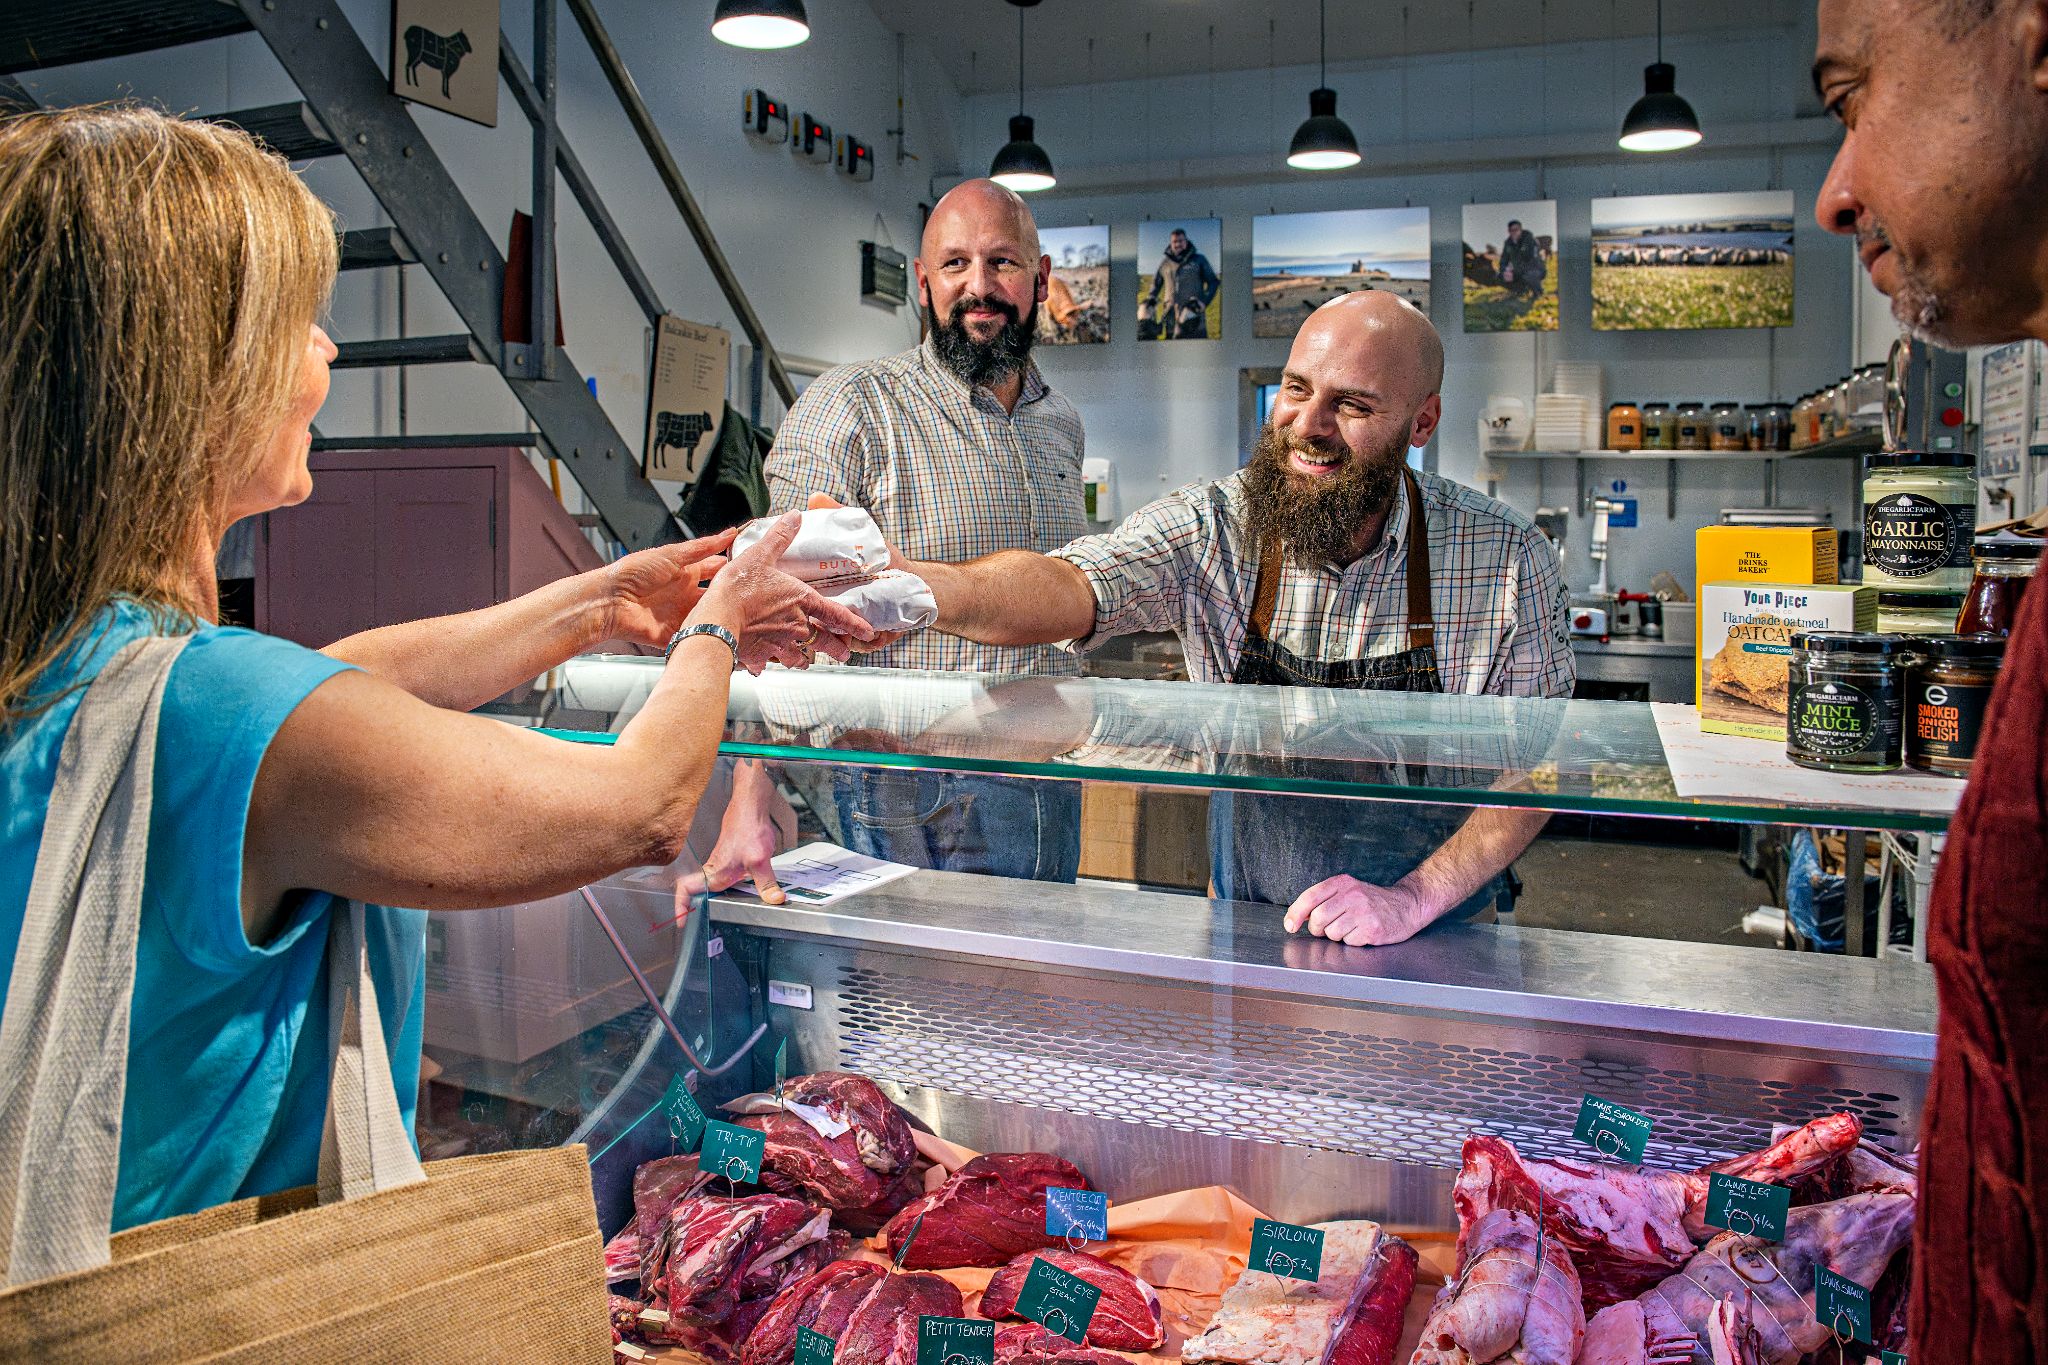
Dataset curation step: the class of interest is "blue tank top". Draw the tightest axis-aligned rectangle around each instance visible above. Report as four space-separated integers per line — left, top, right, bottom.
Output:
0 601 426 1231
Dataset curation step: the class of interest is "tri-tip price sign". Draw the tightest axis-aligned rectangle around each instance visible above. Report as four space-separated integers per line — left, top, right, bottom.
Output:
916 1316 994 1365
1703 1173 1790 1241
700 1119 766 1185
1813 1265 1874 1345
1573 1094 1653 1162
1249 1219 1324 1283
1014 1257 1100 1344
1045 1187 1109 1244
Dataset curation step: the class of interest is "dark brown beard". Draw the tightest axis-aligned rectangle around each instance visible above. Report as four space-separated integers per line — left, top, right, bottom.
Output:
1240 423 1405 569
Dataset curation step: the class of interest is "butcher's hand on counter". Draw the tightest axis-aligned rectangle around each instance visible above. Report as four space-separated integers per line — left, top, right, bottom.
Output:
699 758 798 905
1283 807 1549 946
802 493 1097 649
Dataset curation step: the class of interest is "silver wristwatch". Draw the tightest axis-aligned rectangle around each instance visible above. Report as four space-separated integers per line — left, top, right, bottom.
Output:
666 622 740 670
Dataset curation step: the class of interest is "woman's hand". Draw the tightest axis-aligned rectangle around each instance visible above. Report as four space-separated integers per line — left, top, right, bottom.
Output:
596 529 738 647
697 511 873 673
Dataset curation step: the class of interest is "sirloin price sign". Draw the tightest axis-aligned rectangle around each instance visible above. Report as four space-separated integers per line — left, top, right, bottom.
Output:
1573 1094 1653 1162
1014 1257 1101 1344
1045 1187 1109 1242
700 1120 766 1184
916 1316 994 1365
1703 1173 1791 1241
1250 1219 1324 1283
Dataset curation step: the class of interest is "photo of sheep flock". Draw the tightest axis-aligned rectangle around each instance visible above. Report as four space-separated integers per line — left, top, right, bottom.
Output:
1590 191 1795 331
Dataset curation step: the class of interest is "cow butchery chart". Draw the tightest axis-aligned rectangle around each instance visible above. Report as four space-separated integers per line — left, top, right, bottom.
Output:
604 1069 1914 1365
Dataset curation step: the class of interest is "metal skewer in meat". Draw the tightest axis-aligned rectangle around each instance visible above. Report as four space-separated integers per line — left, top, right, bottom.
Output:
1410 1209 1585 1365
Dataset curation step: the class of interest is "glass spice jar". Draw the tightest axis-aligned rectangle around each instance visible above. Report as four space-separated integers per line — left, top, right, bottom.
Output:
1785 631 1910 773
1863 451 1979 593
1906 634 2006 777
1789 394 1815 450
1762 401 1793 451
1675 402 1708 451
1607 402 1643 451
1876 592 1965 636
1641 402 1676 450
1744 405 1768 451
1956 539 2041 637
1709 401 1747 452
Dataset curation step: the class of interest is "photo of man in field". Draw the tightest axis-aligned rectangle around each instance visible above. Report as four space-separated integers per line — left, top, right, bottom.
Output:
1251 206 1431 339
1462 199 1559 332
1590 190 1795 331
1137 221 1222 341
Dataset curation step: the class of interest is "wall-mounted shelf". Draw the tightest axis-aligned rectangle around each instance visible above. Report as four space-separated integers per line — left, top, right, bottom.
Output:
1485 431 1883 462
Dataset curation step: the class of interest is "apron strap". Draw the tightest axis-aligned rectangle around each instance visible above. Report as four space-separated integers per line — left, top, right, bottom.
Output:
1401 467 1437 654
1249 533 1285 642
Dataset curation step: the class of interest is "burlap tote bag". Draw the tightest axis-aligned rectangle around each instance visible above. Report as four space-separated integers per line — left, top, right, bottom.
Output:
0 637 612 1362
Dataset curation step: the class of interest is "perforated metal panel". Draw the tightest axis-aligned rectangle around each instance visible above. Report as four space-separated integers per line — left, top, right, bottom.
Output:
768 946 1922 1174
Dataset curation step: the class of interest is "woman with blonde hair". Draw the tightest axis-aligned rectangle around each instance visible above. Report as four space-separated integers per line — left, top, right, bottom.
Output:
0 104 867 1230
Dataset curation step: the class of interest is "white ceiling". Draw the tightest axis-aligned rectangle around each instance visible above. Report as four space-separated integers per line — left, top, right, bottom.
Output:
863 0 1809 96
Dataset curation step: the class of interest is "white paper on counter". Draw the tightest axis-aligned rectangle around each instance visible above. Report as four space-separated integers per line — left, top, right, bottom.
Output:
1649 703 1964 816
719 841 918 905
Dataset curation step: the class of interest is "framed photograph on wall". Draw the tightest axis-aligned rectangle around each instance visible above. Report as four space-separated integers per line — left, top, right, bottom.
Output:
1462 200 1558 332
1136 219 1223 341
1036 225 1111 346
390 0 499 128
1590 190 1795 331
1252 206 1432 339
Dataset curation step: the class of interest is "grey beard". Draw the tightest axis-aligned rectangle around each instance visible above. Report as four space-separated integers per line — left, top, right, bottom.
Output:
926 293 1037 388
1240 423 1404 569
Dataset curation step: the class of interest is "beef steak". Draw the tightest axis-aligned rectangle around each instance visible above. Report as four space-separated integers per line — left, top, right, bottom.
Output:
976 1249 1163 1350
881 1154 1093 1269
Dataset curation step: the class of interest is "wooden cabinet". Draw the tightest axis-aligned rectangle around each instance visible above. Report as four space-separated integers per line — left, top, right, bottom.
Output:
256 446 635 650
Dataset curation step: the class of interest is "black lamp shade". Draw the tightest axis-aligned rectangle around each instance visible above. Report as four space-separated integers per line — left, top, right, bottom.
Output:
1288 88 1362 171
990 114 1057 192
711 0 810 49
1618 62 1701 151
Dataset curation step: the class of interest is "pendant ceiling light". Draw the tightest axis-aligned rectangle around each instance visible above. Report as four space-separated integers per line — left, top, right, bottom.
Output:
990 0 1055 191
1618 0 1701 152
711 0 809 50
1288 0 1361 171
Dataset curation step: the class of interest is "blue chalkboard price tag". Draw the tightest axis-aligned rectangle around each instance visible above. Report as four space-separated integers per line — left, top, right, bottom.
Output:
1814 1265 1874 1345
1881 1352 1907 1365
701 1119 765 1185
1249 1219 1324 1283
795 1327 836 1365
1703 1173 1791 1241
659 1074 707 1150
1045 1187 1109 1243
1574 1094 1653 1162
916 1316 995 1365
1014 1257 1101 1343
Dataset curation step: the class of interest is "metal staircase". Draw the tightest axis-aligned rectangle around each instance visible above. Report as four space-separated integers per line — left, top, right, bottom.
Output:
1 0 796 552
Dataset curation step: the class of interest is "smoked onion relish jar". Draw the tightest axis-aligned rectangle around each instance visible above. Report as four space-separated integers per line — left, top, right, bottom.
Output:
1785 631 1911 773
1863 451 1978 592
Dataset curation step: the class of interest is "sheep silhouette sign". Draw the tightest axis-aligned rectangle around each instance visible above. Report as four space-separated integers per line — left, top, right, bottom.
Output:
390 0 498 127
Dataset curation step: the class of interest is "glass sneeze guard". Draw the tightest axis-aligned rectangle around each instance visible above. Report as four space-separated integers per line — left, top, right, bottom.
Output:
487 656 1955 834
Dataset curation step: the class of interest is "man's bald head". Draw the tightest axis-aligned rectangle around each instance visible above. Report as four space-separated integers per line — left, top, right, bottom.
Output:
1294 291 1446 411
921 179 1040 265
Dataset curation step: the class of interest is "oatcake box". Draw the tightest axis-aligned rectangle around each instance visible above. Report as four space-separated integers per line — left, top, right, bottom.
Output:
1699 581 1875 739
1694 526 1839 663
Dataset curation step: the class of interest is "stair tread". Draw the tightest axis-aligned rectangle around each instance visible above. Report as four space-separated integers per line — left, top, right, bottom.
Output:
2 0 250 74
339 226 416 271
312 433 538 451
332 334 488 368
206 101 339 161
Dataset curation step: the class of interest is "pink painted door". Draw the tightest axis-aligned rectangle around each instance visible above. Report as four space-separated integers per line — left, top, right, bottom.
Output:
376 466 499 625
261 468 380 648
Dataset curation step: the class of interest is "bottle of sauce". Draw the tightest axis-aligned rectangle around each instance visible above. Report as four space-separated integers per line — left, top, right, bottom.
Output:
1862 451 1978 593
1956 539 2041 637
1606 402 1643 451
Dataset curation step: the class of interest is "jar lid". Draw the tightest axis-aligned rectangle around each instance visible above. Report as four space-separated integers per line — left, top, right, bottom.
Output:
1711 400 1739 407
1609 401 1638 409
1974 539 2044 561
1864 449 1976 469
1877 591 1965 609
1919 632 2008 660
1791 630 1912 655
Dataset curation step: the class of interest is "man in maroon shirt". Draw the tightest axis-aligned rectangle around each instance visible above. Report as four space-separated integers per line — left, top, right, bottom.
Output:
1813 1 2048 1357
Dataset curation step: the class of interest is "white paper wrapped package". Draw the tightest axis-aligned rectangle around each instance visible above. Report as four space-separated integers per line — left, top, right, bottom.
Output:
818 569 939 633
731 507 890 582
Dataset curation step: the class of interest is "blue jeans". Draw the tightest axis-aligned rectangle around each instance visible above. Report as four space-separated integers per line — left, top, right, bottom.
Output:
828 769 1081 883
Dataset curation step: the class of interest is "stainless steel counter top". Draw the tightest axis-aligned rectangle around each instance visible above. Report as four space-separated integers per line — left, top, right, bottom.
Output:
710 868 1934 1064
1570 637 1693 658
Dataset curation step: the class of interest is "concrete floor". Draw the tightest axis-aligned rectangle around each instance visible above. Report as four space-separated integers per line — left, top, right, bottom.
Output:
1511 836 1770 945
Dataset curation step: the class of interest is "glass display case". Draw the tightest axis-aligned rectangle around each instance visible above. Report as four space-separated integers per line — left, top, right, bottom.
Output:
430 660 1939 1359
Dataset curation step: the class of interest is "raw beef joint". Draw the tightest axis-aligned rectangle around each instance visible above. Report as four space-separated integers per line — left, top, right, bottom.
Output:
1410 1209 1585 1365
1452 1113 1861 1310
605 1157 709 1284
881 1153 1094 1269
1631 1192 1915 1365
649 1193 832 1329
724 1073 918 1212
738 1260 963 1365
993 1323 1129 1365
977 1249 1164 1350
1184 1220 1415 1365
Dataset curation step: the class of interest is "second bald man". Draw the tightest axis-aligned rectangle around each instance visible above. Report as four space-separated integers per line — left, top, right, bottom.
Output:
706 180 1087 894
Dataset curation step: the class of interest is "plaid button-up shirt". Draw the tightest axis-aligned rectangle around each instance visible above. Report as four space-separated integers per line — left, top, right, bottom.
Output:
1052 467 1575 698
766 339 1088 676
